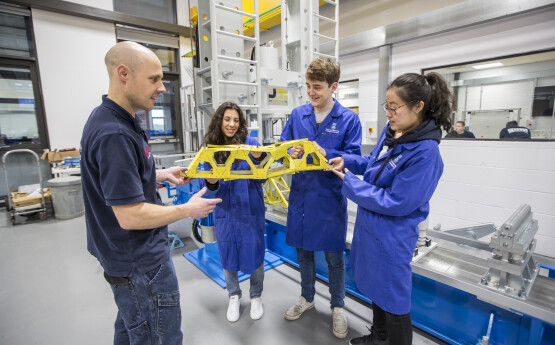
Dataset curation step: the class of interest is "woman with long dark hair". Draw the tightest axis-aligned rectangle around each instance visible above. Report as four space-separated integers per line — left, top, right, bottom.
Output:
329 72 453 345
203 101 267 323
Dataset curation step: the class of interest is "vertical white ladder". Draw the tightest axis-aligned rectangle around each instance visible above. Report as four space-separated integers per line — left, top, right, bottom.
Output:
308 0 339 61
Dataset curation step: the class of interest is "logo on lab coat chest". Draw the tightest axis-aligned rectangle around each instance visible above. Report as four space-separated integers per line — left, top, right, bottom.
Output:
325 122 339 134
388 154 402 169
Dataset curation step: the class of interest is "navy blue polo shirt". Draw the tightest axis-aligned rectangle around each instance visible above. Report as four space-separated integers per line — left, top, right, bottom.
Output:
499 126 531 139
81 96 169 277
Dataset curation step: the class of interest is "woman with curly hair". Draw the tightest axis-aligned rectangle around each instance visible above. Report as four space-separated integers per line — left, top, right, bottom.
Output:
203 101 267 323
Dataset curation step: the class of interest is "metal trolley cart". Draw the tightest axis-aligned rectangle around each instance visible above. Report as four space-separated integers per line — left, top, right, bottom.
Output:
2 149 48 225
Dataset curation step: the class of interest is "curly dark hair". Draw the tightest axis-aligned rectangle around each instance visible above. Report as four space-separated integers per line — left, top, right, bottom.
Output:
389 72 454 132
203 101 248 164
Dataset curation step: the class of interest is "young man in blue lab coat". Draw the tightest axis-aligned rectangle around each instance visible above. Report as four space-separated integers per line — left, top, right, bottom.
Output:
81 41 221 345
280 58 362 339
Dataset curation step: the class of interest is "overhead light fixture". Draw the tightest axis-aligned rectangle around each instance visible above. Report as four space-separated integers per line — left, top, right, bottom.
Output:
472 62 503 69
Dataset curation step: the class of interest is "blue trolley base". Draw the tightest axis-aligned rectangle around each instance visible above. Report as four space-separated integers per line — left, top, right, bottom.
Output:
184 243 284 289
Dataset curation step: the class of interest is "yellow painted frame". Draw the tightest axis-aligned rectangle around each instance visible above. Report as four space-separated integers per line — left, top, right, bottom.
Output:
181 139 331 180
263 175 290 208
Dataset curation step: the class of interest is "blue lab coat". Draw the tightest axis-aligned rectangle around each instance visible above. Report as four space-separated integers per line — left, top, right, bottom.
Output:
280 99 362 251
342 123 443 315
205 136 266 274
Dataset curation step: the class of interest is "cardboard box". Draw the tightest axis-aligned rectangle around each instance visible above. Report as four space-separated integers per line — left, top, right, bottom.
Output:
41 149 80 163
11 189 51 208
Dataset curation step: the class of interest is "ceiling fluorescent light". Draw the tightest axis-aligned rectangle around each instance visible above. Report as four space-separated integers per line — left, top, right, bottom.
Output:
472 62 503 69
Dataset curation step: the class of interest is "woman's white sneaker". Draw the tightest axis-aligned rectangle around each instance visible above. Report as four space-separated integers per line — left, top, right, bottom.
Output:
250 297 264 320
226 295 240 322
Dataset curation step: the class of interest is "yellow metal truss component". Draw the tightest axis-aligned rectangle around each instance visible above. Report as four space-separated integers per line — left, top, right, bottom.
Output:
180 139 331 180
263 176 290 208
243 3 281 36
182 49 196 58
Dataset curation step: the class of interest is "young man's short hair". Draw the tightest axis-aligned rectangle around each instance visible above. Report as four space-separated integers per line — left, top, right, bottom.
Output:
457 121 465 127
506 120 518 127
306 58 340 86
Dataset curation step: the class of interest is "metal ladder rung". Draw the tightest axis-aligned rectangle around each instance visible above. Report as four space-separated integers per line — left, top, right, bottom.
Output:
216 30 256 42
198 103 213 109
214 4 255 18
202 20 211 27
313 51 336 59
313 33 336 41
313 13 337 24
202 86 212 92
197 66 211 75
247 127 260 130
219 80 258 87
239 105 260 109
218 55 258 64
321 0 337 5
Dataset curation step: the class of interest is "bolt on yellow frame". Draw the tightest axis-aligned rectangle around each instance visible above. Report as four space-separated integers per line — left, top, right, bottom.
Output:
180 139 331 180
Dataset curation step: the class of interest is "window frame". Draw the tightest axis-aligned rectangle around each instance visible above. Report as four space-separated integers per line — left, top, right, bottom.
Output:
116 28 183 151
113 0 177 25
422 48 555 141
160 72 183 143
0 56 49 152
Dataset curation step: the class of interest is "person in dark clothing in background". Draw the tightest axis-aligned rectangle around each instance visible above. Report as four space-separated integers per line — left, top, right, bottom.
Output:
499 120 531 139
445 121 475 138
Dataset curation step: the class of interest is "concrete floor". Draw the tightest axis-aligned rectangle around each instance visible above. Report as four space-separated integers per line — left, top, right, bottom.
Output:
0 207 447 345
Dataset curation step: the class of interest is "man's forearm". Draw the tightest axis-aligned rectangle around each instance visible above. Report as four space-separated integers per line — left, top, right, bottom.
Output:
156 168 168 182
112 202 191 230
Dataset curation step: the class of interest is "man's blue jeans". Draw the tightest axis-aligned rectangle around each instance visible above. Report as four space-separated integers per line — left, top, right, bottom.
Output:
224 263 264 299
296 248 345 309
105 257 183 345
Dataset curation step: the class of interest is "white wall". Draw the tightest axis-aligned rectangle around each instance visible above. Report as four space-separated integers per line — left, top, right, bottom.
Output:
340 50 380 145
32 9 115 149
432 140 555 258
176 0 191 26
